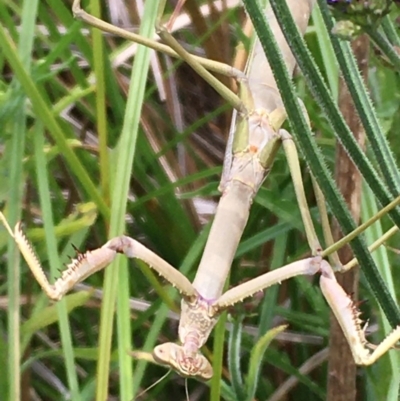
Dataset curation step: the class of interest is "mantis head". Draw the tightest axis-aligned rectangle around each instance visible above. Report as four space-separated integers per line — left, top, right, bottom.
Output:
153 342 213 381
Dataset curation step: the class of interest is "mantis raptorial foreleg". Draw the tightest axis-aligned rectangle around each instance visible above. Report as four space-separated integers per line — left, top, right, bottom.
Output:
319 262 400 366
214 255 400 366
221 177 400 366
213 257 400 365
0 213 196 302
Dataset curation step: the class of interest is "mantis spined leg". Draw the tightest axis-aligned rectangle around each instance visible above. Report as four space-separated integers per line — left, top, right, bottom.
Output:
2 0 399 395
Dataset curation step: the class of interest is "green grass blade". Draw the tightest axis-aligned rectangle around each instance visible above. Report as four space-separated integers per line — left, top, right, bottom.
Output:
361 184 400 398
0 24 108 218
381 16 400 47
95 2 158 399
244 325 287 401
5 1 39 399
116 257 134 400
257 231 288 336
90 0 109 201
311 6 339 99
318 0 400 194
34 122 81 400
210 311 228 401
367 28 400 71
227 317 245 400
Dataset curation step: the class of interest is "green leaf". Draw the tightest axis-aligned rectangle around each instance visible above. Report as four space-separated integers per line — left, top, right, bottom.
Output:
21 290 93 336
245 324 287 401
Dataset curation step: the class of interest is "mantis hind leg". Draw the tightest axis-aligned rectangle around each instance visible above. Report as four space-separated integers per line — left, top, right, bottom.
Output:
72 0 253 113
279 129 322 255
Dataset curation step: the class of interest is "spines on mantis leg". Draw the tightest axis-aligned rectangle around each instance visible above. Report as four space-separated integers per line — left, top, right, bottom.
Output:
0 211 197 301
12 220 118 301
0 213 68 301
40 235 198 301
213 257 321 311
13 222 63 300
319 262 400 365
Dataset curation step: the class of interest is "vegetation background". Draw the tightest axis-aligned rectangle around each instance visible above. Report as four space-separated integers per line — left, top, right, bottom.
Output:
0 0 400 400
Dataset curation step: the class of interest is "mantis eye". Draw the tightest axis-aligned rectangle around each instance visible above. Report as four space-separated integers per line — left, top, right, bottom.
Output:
153 343 213 381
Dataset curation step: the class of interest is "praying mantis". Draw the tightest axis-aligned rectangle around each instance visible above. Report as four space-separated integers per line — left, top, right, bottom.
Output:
1 0 400 398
